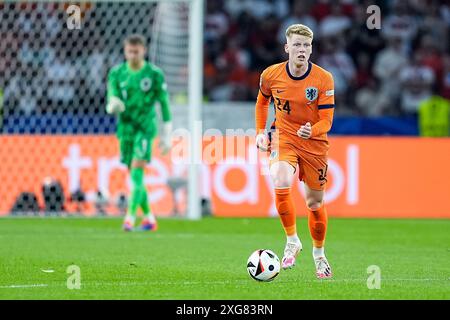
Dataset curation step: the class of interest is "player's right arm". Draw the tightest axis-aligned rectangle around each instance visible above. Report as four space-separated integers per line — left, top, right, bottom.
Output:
255 68 272 151
106 67 125 115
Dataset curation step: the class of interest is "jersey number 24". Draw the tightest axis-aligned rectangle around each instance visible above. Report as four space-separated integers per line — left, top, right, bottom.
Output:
274 97 291 115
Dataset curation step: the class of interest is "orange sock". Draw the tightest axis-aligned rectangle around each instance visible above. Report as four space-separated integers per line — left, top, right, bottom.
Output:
275 188 297 236
308 204 328 248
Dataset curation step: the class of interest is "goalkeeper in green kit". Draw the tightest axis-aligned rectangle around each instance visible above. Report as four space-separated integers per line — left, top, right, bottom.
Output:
106 34 172 231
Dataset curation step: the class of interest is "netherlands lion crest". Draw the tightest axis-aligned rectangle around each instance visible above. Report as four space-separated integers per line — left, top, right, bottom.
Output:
140 77 152 92
305 87 318 101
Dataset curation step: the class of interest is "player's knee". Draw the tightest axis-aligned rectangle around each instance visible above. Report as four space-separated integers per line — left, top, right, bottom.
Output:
272 176 291 188
271 171 292 188
270 163 294 188
306 199 322 211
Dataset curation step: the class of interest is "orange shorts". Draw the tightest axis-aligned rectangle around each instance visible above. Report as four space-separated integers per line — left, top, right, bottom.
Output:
269 140 328 191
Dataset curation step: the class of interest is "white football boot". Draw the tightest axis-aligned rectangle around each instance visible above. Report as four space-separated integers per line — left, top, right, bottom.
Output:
314 256 332 279
281 241 302 269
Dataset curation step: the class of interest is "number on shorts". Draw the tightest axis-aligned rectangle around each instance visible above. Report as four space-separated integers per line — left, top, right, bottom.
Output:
318 165 328 184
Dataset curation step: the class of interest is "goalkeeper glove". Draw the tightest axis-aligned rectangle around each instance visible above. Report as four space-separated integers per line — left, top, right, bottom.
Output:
106 96 125 115
159 121 172 155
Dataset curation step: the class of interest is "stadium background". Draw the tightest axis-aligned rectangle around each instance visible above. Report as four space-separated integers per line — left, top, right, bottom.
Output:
0 0 449 218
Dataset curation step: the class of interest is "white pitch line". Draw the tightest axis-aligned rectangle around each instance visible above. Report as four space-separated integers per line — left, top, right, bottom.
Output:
0 278 446 289
0 284 48 289
78 278 449 287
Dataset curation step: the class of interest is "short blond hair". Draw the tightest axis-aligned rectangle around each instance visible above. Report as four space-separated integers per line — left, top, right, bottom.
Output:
285 24 314 40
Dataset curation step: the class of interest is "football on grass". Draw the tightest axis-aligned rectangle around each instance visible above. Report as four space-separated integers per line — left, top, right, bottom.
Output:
247 249 280 282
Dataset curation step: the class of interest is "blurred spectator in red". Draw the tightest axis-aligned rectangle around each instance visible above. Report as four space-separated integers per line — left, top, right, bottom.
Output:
217 38 250 85
311 0 331 22
416 34 444 88
318 1 351 38
440 55 450 99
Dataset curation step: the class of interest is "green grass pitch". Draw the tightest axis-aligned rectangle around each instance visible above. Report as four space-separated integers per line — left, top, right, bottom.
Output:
0 217 448 300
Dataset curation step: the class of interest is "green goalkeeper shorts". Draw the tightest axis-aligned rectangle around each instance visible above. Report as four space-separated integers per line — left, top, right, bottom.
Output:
119 132 155 167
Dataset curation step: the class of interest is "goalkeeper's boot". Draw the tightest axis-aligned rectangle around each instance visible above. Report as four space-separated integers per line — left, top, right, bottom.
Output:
281 241 302 269
122 215 135 232
140 216 158 231
314 256 332 279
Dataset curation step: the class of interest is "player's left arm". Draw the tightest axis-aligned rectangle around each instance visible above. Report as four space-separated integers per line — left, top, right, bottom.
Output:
311 71 335 137
155 70 172 154
299 72 335 139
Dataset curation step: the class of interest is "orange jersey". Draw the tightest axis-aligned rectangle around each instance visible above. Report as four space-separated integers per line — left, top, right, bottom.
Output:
255 61 335 156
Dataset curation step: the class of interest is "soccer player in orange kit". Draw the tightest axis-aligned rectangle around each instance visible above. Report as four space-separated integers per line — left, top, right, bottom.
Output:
255 24 334 278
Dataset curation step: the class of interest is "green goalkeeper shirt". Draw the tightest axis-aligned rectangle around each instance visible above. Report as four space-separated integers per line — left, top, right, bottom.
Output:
107 61 172 139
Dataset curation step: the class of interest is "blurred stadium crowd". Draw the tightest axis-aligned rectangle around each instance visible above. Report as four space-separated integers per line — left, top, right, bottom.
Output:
0 2 155 116
0 0 449 123
204 0 450 117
